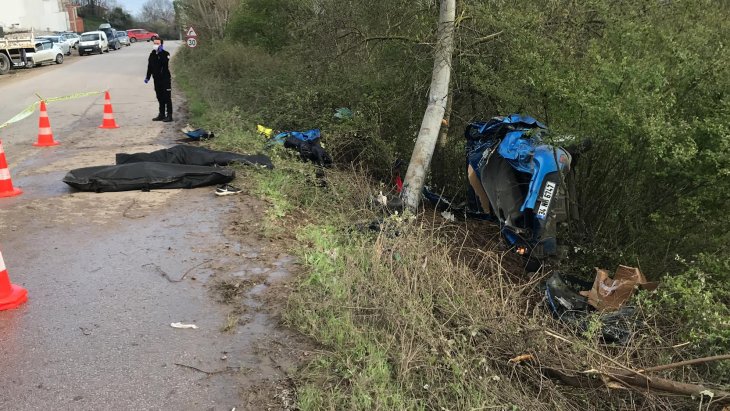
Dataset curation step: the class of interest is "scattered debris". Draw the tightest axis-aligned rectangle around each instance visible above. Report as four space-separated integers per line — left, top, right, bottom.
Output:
174 362 240 375
170 322 198 329
441 210 455 222
180 125 215 140
579 265 658 311
215 184 243 197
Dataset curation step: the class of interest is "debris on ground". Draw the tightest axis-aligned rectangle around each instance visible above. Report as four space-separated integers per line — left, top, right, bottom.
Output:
580 265 659 311
263 127 333 167
215 184 244 196
180 125 215 140
170 322 198 329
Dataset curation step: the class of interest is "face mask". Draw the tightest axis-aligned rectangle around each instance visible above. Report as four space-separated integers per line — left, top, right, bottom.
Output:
152 44 159 52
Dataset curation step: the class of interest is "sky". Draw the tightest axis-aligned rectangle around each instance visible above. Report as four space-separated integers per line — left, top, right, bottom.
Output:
118 0 146 17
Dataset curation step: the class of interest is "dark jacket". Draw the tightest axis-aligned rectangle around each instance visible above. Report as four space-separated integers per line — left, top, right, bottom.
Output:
146 49 171 88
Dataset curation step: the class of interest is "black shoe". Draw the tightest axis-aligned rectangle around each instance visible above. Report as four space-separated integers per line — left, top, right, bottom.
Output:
215 184 243 196
162 116 173 122
152 115 164 121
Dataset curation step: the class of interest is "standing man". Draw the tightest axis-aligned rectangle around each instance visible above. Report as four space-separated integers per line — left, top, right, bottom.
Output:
144 39 172 122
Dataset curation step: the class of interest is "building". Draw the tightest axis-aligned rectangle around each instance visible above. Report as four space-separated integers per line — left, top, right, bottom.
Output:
0 0 77 33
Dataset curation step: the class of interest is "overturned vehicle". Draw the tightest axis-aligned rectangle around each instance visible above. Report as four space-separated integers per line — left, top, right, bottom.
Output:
459 114 580 261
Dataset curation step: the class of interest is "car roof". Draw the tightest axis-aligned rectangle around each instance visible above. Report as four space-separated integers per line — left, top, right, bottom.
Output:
81 31 104 35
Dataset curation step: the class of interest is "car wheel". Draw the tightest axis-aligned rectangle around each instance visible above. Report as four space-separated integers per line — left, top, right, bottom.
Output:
26 59 34 68
79 51 84 56
0 53 10 75
130 37 136 43
56 54 64 64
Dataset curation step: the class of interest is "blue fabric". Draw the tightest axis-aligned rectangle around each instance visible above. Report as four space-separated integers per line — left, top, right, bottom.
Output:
184 128 210 140
272 129 320 143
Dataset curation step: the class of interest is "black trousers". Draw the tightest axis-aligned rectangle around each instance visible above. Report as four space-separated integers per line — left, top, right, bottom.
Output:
154 80 172 117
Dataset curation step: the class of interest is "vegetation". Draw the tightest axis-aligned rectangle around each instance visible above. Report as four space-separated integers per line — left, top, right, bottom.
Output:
174 0 730 408
75 0 177 38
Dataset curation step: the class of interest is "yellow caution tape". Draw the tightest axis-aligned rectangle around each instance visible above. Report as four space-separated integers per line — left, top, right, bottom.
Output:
0 90 105 129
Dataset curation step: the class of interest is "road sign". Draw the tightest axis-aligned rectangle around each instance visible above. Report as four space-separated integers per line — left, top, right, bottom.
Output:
186 27 197 37
186 37 197 48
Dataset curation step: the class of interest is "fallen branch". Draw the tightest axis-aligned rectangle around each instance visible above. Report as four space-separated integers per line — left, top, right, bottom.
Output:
174 362 241 376
640 354 730 373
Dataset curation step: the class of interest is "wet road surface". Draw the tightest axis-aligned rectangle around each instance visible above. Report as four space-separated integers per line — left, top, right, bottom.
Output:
0 41 300 410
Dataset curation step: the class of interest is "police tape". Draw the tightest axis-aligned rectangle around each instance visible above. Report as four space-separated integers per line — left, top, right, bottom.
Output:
0 90 105 130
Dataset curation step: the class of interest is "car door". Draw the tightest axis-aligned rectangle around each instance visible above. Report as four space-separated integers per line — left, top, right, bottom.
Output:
34 41 51 63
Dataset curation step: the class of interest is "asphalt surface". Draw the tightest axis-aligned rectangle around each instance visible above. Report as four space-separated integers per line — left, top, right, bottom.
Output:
0 41 297 410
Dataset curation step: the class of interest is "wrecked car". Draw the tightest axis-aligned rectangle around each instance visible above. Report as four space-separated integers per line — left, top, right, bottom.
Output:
464 114 579 261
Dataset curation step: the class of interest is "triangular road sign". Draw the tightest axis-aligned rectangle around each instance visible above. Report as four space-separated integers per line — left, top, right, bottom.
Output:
186 27 197 37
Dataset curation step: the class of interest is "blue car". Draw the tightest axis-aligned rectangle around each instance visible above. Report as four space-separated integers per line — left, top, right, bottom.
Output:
463 114 578 261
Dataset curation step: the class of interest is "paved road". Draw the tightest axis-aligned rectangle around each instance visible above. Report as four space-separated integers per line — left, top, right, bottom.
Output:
0 42 298 410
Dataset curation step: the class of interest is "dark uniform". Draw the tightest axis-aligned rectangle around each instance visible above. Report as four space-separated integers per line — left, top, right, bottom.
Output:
146 48 172 121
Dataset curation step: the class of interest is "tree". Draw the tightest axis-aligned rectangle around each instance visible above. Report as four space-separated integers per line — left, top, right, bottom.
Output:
401 0 456 211
140 0 175 24
177 0 239 39
107 7 134 28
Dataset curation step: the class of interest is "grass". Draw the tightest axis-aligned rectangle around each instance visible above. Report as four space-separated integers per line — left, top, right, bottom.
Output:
173 52 704 411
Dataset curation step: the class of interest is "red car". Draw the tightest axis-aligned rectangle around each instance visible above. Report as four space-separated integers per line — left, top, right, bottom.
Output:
126 29 159 43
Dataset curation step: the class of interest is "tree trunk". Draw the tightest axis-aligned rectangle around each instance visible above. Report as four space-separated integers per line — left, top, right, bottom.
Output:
402 0 456 211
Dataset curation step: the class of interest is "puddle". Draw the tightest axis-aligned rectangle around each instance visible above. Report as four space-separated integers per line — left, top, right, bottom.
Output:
12 171 73 199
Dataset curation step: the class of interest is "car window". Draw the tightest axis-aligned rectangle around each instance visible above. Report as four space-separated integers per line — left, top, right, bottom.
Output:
81 33 99 41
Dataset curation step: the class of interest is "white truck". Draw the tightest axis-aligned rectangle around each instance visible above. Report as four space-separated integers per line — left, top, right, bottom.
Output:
0 28 35 75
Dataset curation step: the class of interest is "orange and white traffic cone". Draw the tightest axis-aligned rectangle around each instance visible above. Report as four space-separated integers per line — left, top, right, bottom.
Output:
33 100 60 147
0 250 28 311
99 91 119 129
0 139 22 198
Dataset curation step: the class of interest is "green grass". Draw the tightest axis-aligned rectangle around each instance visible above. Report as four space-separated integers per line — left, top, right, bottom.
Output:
172 51 701 411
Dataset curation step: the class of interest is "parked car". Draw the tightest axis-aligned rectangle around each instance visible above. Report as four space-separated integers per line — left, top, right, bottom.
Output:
126 29 159 43
26 39 64 67
37 35 71 56
78 31 109 55
98 24 121 50
115 30 130 47
59 32 80 49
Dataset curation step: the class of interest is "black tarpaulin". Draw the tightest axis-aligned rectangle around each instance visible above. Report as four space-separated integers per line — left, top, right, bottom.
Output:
63 162 235 192
116 145 274 169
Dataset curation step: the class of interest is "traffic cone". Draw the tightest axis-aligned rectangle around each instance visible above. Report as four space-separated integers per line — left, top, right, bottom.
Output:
0 139 22 198
0 250 28 311
33 100 60 147
99 91 119 129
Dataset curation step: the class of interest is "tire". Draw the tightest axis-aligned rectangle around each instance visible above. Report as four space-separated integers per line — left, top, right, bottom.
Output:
56 54 64 64
130 37 136 43
26 59 34 69
79 51 85 56
0 53 10 75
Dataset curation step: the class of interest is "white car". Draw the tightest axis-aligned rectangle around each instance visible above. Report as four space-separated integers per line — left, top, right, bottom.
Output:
37 35 72 56
78 31 109 55
26 39 64 67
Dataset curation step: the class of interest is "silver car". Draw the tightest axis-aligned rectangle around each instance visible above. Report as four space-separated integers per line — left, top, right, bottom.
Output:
115 31 131 46
59 32 80 49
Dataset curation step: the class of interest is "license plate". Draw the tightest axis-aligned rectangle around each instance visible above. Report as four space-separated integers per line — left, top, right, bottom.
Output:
536 181 556 219
83 48 91 51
